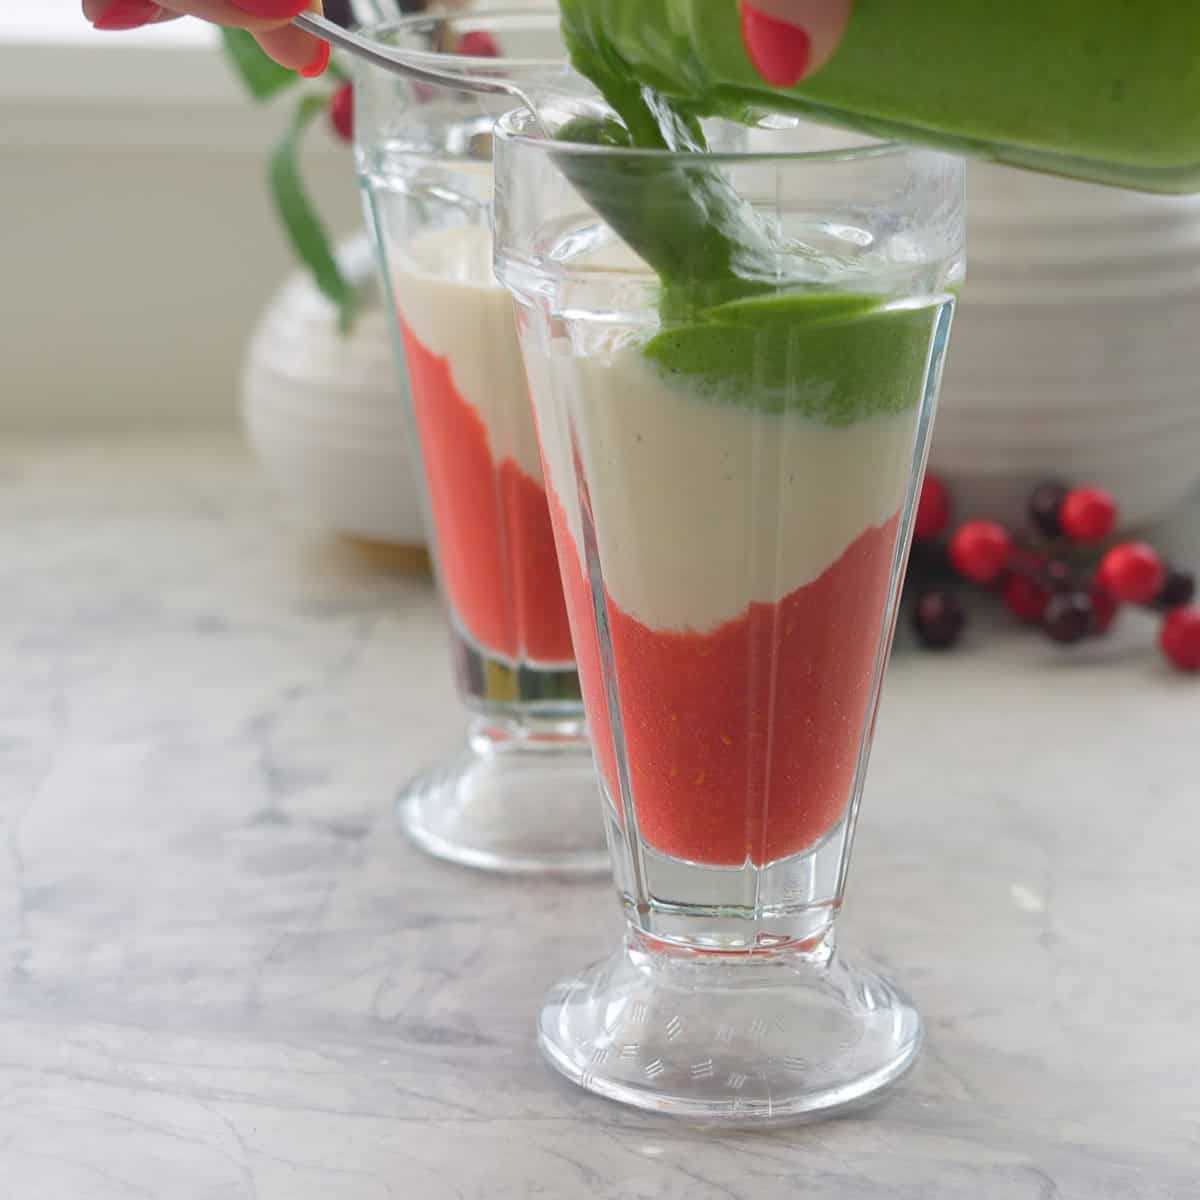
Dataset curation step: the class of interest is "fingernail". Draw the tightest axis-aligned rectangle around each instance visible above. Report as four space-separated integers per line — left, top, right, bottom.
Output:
300 39 331 79
740 2 812 87
229 0 312 17
92 0 162 31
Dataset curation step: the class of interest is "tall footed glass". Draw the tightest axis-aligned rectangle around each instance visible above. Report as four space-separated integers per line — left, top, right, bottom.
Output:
355 10 606 874
496 109 964 1118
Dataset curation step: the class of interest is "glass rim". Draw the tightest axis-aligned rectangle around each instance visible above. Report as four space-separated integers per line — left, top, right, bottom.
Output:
358 6 919 166
495 106 918 166
356 5 566 74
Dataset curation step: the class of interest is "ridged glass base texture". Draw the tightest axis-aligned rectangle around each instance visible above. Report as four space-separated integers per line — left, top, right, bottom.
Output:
539 934 921 1122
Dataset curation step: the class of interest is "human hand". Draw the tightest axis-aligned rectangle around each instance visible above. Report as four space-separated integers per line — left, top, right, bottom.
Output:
740 0 854 86
82 0 330 77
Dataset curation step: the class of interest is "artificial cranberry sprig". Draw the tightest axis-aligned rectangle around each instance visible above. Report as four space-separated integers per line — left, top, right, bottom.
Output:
908 476 1199 672
221 27 359 330
220 18 499 333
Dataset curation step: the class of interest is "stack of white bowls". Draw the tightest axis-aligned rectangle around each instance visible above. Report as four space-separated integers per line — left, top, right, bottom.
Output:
242 237 426 548
931 162 1200 531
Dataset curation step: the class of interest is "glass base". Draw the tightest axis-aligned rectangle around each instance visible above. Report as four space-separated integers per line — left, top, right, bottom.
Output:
398 718 609 876
538 935 922 1123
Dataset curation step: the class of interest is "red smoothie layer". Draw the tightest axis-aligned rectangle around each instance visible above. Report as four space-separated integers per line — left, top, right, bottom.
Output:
401 323 573 664
548 487 901 866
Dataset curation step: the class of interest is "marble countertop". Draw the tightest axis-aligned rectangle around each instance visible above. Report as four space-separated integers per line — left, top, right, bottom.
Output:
1 435 1198 1199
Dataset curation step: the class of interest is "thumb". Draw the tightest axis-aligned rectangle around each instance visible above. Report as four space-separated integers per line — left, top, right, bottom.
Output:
739 0 854 85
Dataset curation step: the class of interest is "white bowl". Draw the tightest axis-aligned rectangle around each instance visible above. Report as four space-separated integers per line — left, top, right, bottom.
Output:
930 162 1200 530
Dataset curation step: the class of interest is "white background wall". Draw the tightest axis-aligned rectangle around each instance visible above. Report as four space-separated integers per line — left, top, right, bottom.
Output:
1 7 362 431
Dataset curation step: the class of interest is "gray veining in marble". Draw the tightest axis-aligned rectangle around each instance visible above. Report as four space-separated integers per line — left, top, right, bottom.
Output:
1 435 1198 1199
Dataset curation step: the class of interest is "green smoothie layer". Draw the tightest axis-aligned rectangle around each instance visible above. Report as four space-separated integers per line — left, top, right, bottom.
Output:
642 294 939 425
560 0 1200 189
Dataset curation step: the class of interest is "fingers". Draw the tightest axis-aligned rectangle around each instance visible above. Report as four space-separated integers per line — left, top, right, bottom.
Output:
84 0 307 31
255 18 332 75
161 0 327 72
740 0 854 85
83 0 175 28
83 0 330 75
152 0 315 31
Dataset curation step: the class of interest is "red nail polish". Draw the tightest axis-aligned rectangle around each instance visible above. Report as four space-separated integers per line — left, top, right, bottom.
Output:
740 2 812 87
92 0 161 31
229 0 313 17
300 39 331 79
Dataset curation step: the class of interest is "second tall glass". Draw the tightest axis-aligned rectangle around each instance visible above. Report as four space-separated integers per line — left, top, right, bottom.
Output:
355 10 605 874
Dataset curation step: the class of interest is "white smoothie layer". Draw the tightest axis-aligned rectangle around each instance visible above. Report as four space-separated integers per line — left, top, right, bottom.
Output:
526 340 921 634
392 224 543 482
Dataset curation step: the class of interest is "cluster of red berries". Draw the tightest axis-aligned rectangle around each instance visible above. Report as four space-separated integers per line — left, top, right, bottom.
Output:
908 476 1200 672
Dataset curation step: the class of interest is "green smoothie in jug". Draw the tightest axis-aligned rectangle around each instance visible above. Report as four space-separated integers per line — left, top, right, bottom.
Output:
560 0 1200 192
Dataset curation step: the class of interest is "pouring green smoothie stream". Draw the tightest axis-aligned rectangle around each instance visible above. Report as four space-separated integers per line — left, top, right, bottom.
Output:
551 0 950 396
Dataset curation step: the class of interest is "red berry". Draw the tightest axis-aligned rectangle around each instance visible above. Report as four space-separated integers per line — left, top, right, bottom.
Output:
1028 481 1068 539
1097 542 1166 605
328 81 354 143
913 588 967 649
1155 566 1196 611
1043 591 1092 645
1004 572 1050 625
1060 486 1117 542
1160 605 1200 671
949 520 1013 585
458 30 501 57
1088 579 1120 635
914 473 951 542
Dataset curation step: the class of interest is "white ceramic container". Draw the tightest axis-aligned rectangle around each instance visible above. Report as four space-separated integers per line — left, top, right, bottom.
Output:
931 162 1200 530
242 237 426 547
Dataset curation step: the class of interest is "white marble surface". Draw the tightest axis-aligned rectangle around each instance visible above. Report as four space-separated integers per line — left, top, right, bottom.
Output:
1 435 1198 1199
